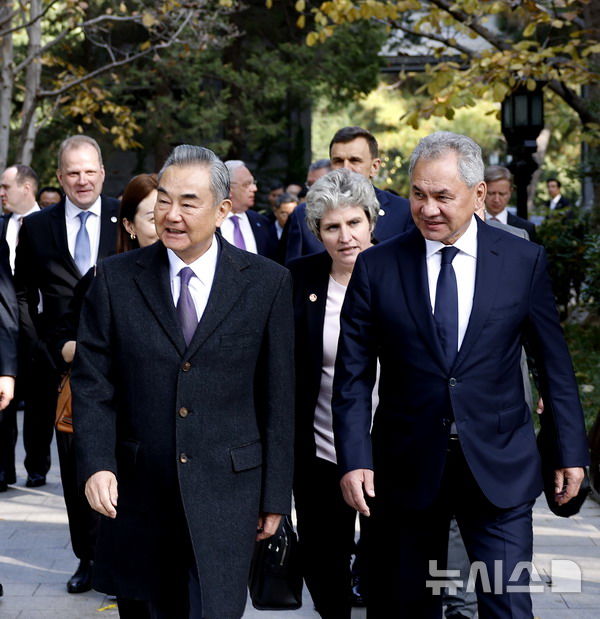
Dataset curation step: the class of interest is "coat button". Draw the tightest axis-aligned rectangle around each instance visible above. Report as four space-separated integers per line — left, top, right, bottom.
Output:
179 407 189 418
182 361 191 372
179 453 189 463
449 377 457 387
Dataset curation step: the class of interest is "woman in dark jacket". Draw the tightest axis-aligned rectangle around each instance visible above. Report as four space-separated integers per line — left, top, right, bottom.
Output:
288 168 380 619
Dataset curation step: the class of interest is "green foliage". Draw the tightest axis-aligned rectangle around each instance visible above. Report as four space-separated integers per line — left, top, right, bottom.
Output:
536 211 589 316
563 324 600 430
582 233 600 316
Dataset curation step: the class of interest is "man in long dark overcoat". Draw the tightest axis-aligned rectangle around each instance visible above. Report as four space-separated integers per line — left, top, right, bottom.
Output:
72 145 294 618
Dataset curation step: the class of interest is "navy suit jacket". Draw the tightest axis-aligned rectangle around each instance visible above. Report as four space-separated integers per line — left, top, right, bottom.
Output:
0 216 18 376
284 187 413 264
246 209 278 260
332 218 589 510
507 212 537 243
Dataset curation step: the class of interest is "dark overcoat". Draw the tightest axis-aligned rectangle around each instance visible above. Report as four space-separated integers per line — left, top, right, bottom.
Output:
72 238 294 618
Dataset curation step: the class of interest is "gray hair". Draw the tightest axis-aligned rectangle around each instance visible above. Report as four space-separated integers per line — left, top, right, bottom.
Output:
308 159 331 172
224 160 247 179
57 135 103 170
305 168 379 240
408 131 484 188
159 144 230 204
484 165 512 185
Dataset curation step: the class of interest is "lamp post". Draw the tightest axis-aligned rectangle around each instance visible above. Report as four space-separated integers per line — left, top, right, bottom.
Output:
501 83 544 219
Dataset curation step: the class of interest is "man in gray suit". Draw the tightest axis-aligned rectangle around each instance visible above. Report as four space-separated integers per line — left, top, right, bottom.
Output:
72 145 295 618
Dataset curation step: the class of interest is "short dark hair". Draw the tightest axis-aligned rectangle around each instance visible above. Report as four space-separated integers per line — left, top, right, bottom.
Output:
308 159 331 172
14 164 39 194
37 185 62 199
274 192 298 209
329 126 379 159
116 173 159 254
547 177 561 188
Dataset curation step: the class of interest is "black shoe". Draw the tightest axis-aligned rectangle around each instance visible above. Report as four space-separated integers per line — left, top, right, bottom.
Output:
25 474 46 488
0 582 3 596
0 481 7 492
67 560 93 594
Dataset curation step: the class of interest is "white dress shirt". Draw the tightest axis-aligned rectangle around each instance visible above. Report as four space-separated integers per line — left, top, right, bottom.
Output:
485 208 508 225
220 211 258 254
6 203 40 273
315 276 379 464
425 216 478 352
65 197 102 271
167 236 219 323
549 194 563 210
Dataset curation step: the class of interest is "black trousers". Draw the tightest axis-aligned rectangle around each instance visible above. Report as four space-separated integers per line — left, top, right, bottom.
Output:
117 561 203 618
56 428 99 561
294 455 359 619
366 440 534 619
22 353 57 478
0 398 18 485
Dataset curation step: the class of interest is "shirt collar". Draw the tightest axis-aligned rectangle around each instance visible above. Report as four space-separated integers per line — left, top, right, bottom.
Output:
485 207 507 223
10 203 39 221
227 210 247 221
425 215 478 260
65 196 102 219
167 234 219 286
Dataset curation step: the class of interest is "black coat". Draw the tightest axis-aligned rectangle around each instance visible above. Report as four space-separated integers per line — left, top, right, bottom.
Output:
72 238 295 618
0 216 17 376
14 196 119 369
288 251 332 468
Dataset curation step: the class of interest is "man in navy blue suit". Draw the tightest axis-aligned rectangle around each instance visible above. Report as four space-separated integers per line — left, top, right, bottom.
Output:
332 132 589 618
222 160 278 260
284 126 413 264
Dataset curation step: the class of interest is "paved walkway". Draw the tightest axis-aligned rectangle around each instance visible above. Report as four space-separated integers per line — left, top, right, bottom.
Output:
1 410 599 618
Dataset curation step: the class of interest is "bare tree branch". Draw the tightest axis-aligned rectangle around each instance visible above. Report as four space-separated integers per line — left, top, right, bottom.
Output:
428 0 513 52
38 12 193 98
0 0 60 37
13 14 149 74
389 18 475 57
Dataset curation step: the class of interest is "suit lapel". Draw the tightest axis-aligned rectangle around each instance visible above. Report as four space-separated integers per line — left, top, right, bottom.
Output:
185 239 250 358
453 219 501 371
398 229 447 370
134 243 187 356
98 196 119 259
305 253 332 373
49 201 81 279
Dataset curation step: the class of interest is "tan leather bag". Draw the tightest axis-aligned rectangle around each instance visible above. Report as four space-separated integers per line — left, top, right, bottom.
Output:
55 371 73 433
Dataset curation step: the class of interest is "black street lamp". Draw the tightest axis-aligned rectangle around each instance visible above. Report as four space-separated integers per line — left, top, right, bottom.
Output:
501 83 544 219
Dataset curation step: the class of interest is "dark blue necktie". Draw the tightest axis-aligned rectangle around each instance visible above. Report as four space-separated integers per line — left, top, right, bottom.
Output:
434 246 460 367
177 267 198 346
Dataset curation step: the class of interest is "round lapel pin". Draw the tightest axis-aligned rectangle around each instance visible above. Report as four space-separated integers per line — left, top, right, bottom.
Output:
378 208 385 217
309 294 317 302
110 216 118 223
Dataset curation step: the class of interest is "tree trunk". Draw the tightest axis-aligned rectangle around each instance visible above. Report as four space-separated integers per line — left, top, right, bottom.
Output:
16 0 42 165
0 2 14 171
583 0 600 231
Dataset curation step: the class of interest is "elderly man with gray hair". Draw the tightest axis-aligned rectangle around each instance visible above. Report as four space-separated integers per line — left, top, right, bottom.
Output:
332 131 589 617
222 159 278 259
73 144 294 618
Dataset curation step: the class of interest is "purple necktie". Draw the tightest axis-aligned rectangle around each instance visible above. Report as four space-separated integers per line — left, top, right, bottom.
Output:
176 267 198 346
230 215 246 250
